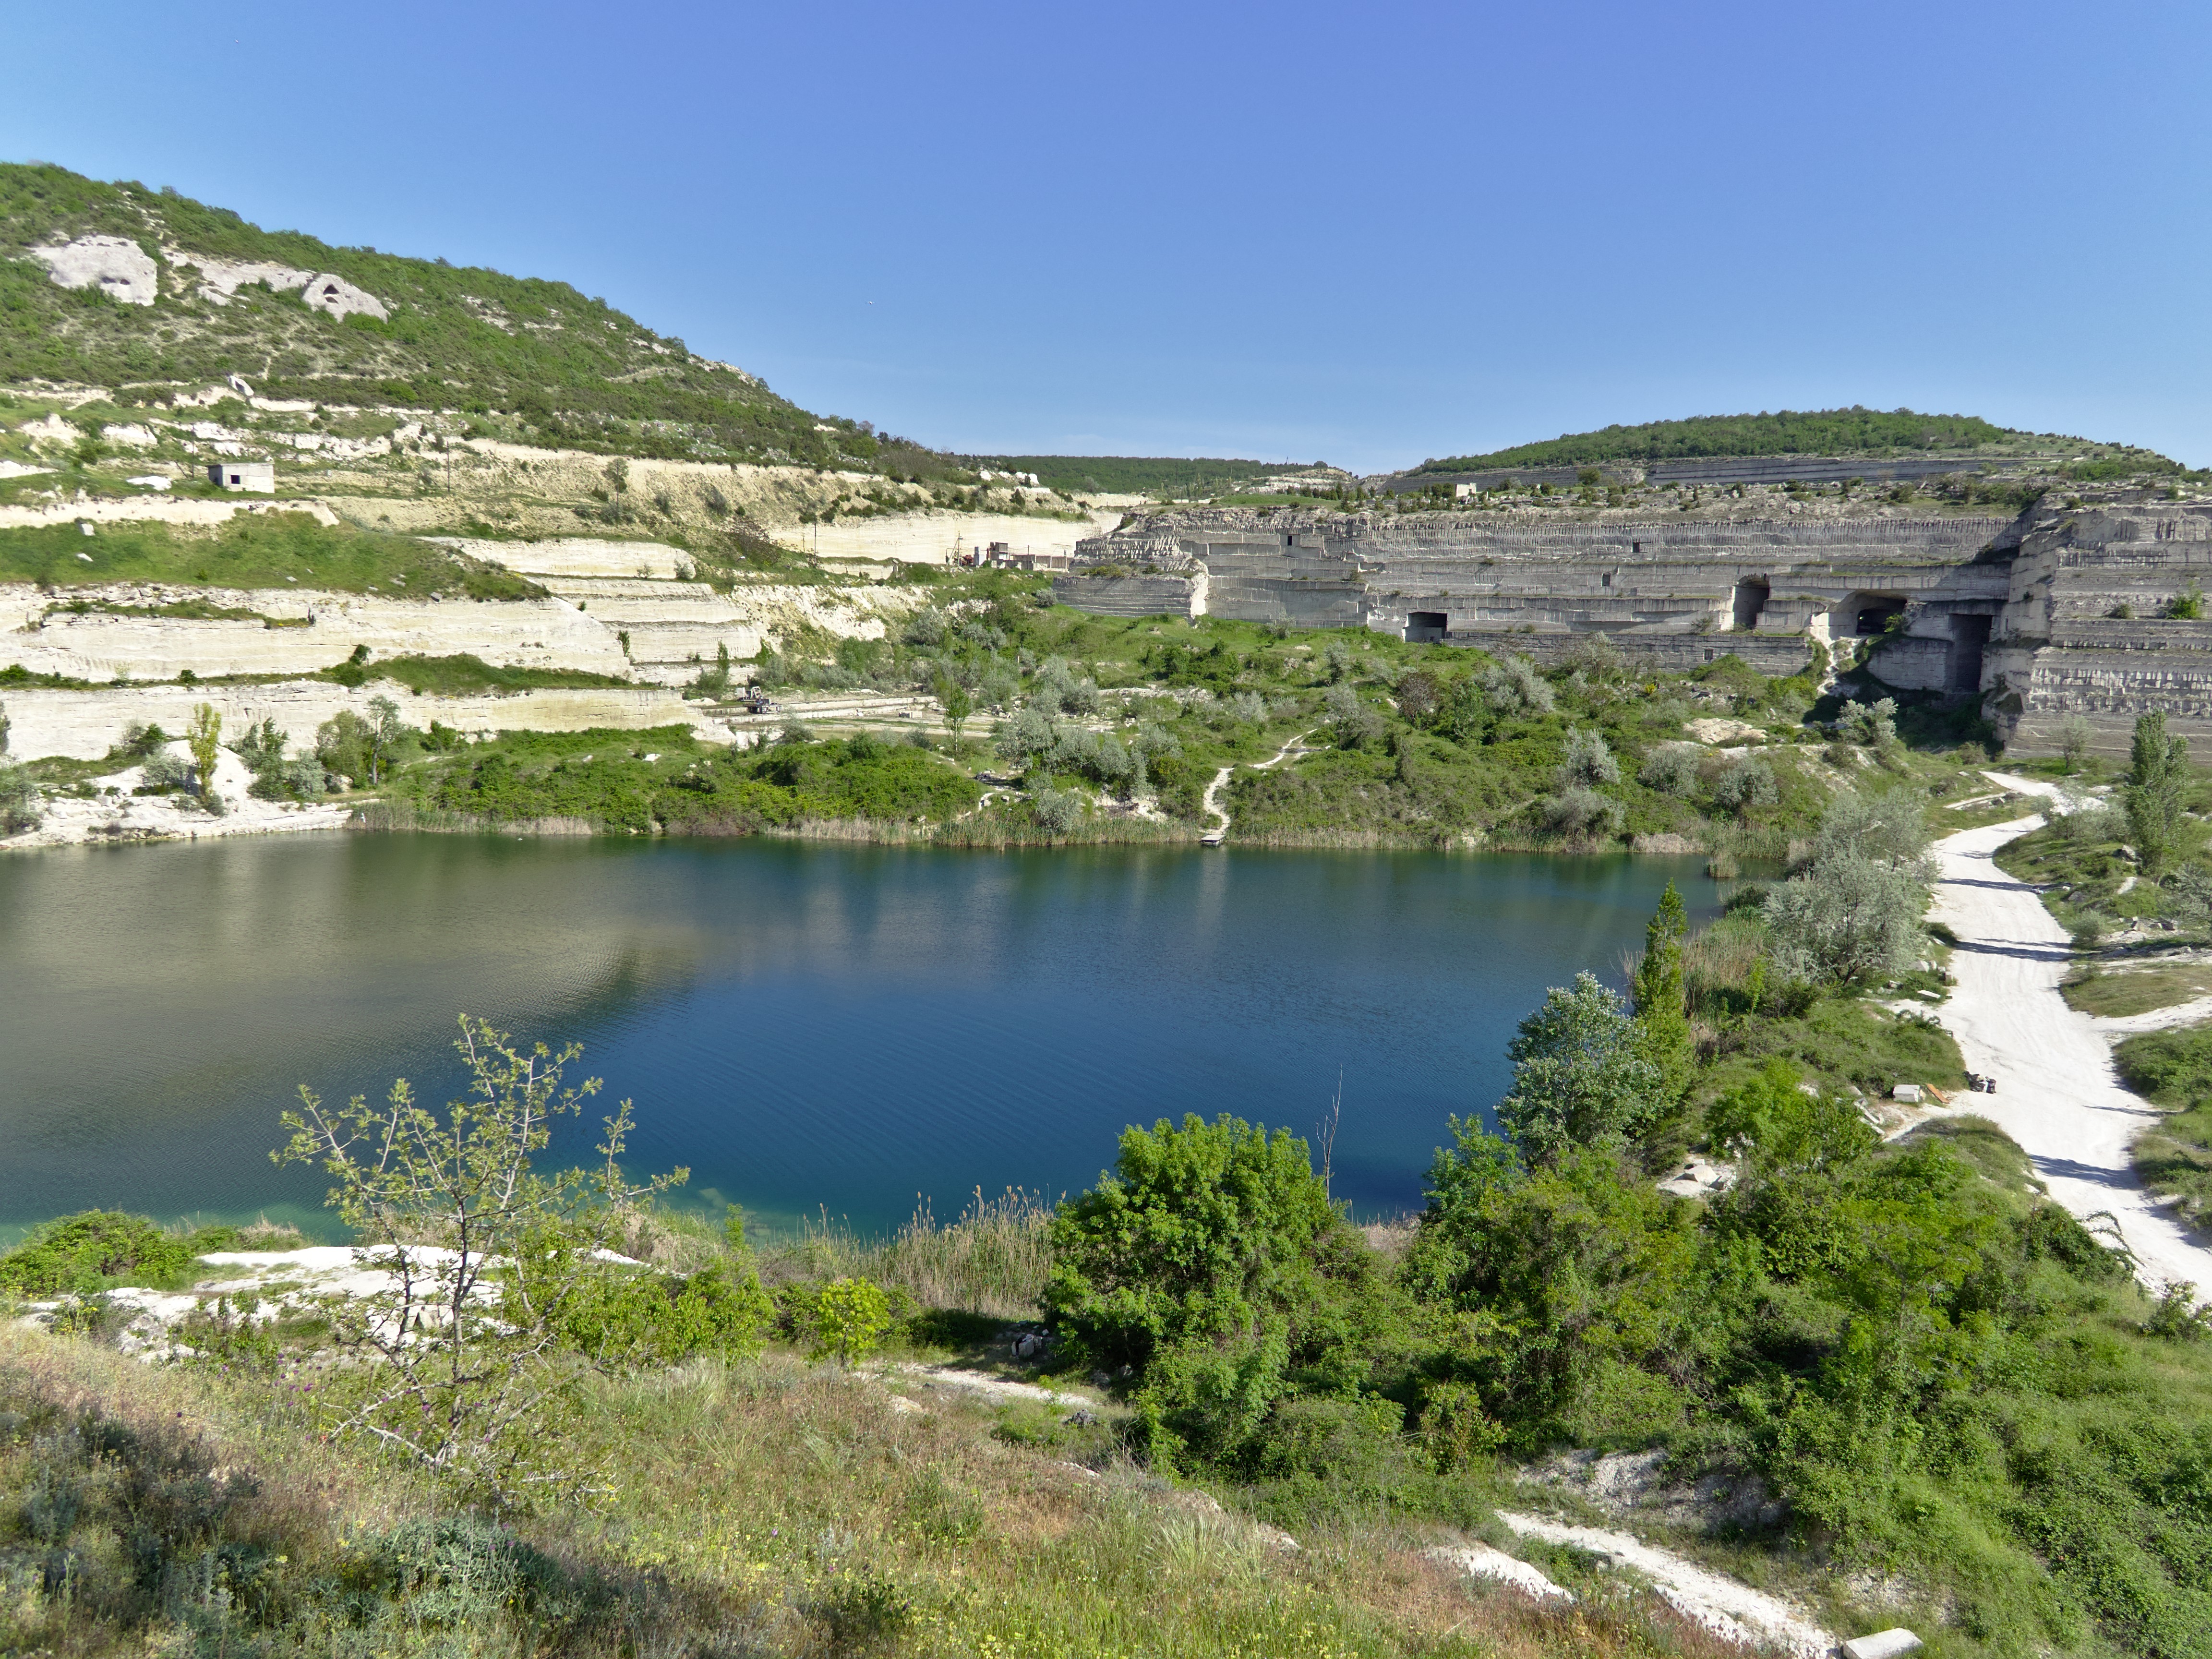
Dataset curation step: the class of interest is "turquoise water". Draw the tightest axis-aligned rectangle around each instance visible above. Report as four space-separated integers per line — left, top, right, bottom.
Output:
0 833 1716 1238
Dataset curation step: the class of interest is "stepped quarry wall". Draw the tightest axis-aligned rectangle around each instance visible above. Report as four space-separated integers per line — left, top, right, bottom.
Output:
5 681 714 762
0 536 922 756
1054 498 2212 755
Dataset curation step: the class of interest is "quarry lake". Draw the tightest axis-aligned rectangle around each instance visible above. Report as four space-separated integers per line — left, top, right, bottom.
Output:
0 834 1716 1239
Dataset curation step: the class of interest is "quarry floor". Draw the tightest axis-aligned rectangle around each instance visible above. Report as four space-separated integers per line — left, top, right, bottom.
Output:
1930 803 2209 1297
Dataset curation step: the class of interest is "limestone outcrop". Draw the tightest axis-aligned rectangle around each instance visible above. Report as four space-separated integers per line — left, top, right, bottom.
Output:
1056 497 2212 754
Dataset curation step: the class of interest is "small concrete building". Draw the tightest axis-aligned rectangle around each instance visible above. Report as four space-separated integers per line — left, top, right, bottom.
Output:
208 461 276 493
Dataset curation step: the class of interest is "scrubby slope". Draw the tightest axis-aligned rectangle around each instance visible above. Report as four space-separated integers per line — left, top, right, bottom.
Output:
0 163 953 475
1413 408 2174 475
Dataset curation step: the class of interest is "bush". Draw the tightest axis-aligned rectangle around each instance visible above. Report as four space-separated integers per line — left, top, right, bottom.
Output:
1481 654 1554 714
1032 786 1083 833
557 1257 773 1368
809 1276 893 1365
1558 727 1620 787
1637 743 1702 796
1711 755 1778 815
1838 696 1897 746
1539 784 1623 838
1323 684 1383 749
0 760 41 832
0 1211 214 1296
1045 1115 1386 1467
1493 971 1666 1164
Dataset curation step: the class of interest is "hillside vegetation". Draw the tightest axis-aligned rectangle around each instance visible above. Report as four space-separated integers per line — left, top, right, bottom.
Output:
1413 408 2173 474
0 163 960 477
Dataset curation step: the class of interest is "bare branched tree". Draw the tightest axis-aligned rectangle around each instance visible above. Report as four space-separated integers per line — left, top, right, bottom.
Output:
276 1016 685 1504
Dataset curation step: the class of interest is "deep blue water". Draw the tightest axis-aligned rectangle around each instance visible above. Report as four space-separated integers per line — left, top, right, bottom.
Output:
0 833 1715 1239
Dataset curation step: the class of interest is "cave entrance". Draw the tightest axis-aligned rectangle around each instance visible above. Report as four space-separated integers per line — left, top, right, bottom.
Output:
1852 596 1907 636
1405 611 1448 643
1732 577 1770 632
1950 613 1993 691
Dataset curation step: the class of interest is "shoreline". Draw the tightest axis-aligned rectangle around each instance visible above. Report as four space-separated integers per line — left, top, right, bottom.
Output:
5 801 1729 857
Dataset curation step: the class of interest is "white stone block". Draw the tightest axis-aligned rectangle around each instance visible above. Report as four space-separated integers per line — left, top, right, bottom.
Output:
1841 1631 1921 1659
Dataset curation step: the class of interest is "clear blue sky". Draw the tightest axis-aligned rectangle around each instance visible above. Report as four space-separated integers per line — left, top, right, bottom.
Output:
6 1 2207 471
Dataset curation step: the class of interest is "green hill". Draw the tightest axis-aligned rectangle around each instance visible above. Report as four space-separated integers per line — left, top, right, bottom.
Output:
0 163 959 478
1412 407 2175 474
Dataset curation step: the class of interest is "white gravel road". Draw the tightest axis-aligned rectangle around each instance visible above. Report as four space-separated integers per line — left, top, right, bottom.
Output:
1928 800 2207 1295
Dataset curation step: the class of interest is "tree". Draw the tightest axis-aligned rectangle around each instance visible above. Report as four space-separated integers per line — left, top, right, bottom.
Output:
365 695 409 784
187 702 223 813
1631 883 1695 1105
276 1017 685 1503
1044 1113 1381 1468
810 1276 893 1366
2057 714 2094 773
1324 683 1383 749
2126 711 2190 877
1559 728 1621 787
934 673 973 736
1495 972 1666 1164
1764 851 1929 985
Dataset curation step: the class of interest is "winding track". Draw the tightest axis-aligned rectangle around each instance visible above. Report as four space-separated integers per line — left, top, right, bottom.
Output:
1928 799 2207 1295
1200 729 1315 838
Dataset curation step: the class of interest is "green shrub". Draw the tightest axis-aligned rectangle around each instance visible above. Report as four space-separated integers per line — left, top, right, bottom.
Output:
0 1211 227 1296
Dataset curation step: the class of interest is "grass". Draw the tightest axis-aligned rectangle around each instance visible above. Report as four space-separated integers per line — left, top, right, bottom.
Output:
2063 961 2212 1017
2113 1021 2212 1230
0 1320 1762 1659
760 1190 1059 1321
351 653 636 696
0 515 541 598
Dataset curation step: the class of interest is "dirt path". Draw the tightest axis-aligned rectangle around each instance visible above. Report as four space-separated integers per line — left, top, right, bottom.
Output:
1929 807 2207 1295
1201 730 1314 837
1492 1512 1835 1656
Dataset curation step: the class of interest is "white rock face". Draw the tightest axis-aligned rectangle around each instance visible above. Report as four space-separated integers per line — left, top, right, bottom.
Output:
1 681 719 762
300 273 389 321
101 423 159 448
162 251 390 321
16 412 79 448
27 234 159 305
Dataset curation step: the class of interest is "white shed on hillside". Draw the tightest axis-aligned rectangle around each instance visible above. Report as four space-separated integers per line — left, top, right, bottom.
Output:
208 461 276 493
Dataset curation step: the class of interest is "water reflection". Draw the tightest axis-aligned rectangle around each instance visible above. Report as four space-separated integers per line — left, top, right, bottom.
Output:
0 834 1714 1238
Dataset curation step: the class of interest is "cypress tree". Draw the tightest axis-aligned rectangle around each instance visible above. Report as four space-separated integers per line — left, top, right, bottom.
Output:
1631 880 1695 1104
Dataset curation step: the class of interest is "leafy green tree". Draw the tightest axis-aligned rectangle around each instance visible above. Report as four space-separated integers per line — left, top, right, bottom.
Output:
1433 677 1489 744
1495 972 1665 1164
276 1016 684 1503
1045 1114 1381 1465
810 1276 893 1366
934 673 973 736
1630 883 1695 1105
187 702 223 811
1405 1127 1699 1444
2126 710 2190 876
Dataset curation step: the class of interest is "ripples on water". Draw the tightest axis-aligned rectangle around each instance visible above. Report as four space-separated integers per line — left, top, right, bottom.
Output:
0 833 1715 1238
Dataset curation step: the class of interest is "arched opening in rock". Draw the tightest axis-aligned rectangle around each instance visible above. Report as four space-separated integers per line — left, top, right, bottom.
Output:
1849 594 1907 636
1732 577 1770 632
